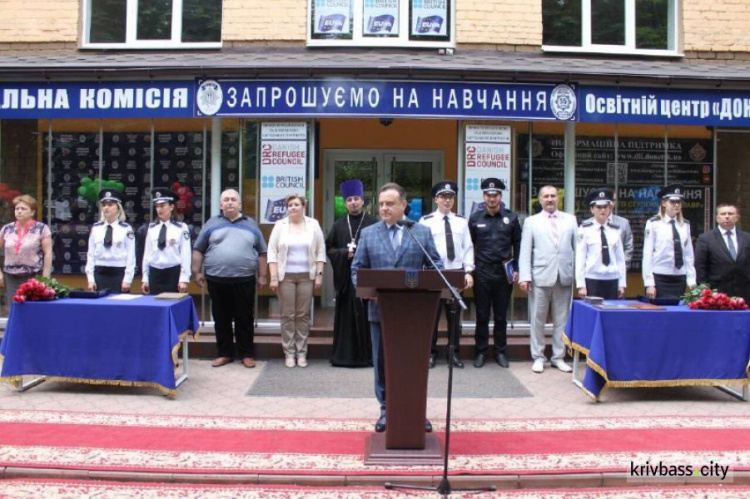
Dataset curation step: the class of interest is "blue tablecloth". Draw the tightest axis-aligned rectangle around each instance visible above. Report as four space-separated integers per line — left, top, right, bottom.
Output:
564 300 750 400
0 295 200 396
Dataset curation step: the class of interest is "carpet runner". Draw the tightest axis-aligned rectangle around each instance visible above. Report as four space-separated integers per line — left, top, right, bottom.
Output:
0 410 748 476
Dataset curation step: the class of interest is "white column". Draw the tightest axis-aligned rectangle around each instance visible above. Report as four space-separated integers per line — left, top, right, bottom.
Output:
211 118 222 217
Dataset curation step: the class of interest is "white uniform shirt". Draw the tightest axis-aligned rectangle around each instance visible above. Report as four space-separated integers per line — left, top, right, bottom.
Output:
418 210 475 272
141 220 192 284
575 220 626 288
85 221 136 284
642 215 696 287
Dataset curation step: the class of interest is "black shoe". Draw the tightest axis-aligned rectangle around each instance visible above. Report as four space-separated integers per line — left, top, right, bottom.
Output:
473 353 485 368
425 420 433 433
495 353 509 368
429 353 436 369
450 354 464 368
375 415 386 433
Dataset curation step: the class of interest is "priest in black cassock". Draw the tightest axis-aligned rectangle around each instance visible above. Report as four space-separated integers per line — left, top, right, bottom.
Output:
326 179 378 367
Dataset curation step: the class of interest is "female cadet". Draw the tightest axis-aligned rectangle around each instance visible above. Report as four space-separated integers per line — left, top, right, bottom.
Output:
575 188 626 300
141 188 192 295
642 183 696 298
85 189 135 293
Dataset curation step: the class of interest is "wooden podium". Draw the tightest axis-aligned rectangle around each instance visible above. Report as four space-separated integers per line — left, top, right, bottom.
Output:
357 268 464 465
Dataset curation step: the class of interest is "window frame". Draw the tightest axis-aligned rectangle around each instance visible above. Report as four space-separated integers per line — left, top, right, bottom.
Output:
542 0 682 57
307 0 455 48
80 0 223 49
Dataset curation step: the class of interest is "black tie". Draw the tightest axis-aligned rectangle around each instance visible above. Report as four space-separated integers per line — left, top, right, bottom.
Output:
671 219 684 269
600 226 610 266
726 231 737 261
444 215 455 262
158 223 167 250
103 225 113 248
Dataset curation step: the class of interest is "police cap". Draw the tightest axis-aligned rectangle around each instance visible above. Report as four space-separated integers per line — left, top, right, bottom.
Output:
481 178 505 194
151 187 178 205
585 188 613 207
657 183 685 201
99 189 124 204
431 180 458 198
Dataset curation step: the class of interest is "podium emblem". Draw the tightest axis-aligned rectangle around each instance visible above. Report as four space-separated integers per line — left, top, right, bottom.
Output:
404 271 419 289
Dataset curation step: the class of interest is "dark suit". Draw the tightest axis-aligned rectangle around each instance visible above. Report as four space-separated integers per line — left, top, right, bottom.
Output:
351 221 443 414
695 228 750 302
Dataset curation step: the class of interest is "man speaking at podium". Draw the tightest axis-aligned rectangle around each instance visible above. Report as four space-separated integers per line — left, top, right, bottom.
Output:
351 182 443 433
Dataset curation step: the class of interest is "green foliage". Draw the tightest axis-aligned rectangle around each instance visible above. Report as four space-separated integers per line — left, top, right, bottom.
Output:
34 276 71 299
682 283 713 305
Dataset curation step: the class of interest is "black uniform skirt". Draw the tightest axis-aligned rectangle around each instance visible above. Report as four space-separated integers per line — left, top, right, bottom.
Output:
148 265 181 295
585 278 619 300
94 266 126 294
652 273 687 298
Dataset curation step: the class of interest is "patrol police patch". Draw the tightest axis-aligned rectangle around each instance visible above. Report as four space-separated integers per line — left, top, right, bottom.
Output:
127 231 135 239
503 217 509 224
183 232 190 240
577 232 584 242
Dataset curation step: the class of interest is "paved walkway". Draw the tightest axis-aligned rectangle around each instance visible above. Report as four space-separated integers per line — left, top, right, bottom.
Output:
1 357 746 422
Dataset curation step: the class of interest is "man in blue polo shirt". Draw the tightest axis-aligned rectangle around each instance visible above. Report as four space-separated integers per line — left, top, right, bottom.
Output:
193 189 268 369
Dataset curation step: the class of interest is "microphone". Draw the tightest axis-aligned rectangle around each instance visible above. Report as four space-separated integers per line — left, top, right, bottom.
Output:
397 219 415 229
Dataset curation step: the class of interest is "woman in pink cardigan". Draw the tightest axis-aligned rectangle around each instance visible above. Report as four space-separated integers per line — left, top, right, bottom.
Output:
267 194 326 368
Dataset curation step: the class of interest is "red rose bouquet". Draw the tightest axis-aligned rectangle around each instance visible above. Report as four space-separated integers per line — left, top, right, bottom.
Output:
684 285 748 311
13 276 70 303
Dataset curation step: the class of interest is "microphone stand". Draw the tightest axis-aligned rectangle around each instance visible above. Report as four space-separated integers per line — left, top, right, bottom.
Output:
385 221 496 497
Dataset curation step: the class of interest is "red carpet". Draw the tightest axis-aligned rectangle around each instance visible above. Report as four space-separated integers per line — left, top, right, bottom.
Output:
0 410 749 476
1 479 750 498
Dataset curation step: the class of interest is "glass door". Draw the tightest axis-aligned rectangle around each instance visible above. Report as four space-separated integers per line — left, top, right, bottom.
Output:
322 149 443 306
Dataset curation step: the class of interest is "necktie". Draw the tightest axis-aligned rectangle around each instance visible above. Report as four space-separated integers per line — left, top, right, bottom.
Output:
600 226 610 266
103 224 113 248
443 215 455 261
158 223 167 250
726 231 737 260
390 225 399 252
549 213 559 247
670 219 684 269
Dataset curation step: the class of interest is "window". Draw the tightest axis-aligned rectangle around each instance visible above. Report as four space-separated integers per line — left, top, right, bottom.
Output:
308 0 453 48
83 0 222 48
542 0 679 56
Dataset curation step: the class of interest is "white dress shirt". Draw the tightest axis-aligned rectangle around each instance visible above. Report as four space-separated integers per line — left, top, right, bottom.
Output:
85 221 136 284
642 215 696 287
141 220 192 284
419 210 475 272
575 220 626 288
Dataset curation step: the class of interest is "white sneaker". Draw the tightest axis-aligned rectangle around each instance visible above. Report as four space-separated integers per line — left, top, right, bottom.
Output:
297 356 308 368
532 359 544 373
285 356 296 368
552 360 573 373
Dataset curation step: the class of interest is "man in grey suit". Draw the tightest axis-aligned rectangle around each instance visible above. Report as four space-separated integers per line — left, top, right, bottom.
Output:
519 185 577 374
351 182 443 433
584 188 634 269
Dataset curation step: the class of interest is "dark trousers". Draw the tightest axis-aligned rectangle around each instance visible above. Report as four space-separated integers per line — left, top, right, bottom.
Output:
473 264 512 355
94 266 126 294
149 265 181 295
653 273 687 298
207 278 256 358
369 320 386 415
585 278 619 300
431 297 461 357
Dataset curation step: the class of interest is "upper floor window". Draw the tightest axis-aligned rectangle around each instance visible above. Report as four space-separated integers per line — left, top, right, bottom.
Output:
308 0 454 48
82 0 222 49
542 0 680 56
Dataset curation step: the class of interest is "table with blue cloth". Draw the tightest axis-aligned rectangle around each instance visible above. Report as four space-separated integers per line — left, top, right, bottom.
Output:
0 295 200 397
563 300 750 401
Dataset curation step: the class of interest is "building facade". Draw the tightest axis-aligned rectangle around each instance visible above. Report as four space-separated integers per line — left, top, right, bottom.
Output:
1 0 750 325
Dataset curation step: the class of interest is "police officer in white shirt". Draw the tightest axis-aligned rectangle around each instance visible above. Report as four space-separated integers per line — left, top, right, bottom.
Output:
642 183 696 298
141 188 192 295
85 189 135 293
419 180 474 368
576 188 626 300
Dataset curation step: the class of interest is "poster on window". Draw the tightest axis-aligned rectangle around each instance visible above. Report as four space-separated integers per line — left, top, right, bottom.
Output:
312 0 353 38
363 0 399 36
410 0 449 39
463 125 512 216
259 122 308 225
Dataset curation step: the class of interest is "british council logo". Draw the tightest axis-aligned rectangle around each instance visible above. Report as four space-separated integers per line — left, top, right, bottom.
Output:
196 80 223 116
550 84 577 121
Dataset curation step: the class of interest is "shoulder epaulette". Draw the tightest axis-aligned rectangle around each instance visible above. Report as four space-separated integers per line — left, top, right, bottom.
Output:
93 221 104 226
149 222 158 228
172 220 183 227
455 214 464 219
683 219 690 224
649 216 661 222
581 221 593 228
607 222 620 230
118 221 130 228
422 214 434 220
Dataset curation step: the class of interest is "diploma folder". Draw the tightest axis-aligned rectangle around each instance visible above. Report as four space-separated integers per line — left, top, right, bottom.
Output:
68 289 109 299
503 260 515 284
155 292 189 300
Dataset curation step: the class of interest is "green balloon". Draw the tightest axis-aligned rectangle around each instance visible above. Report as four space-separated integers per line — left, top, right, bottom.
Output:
80 177 92 186
334 196 347 218
77 186 87 197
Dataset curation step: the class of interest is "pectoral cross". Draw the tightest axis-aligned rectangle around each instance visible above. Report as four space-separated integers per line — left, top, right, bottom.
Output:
347 240 357 252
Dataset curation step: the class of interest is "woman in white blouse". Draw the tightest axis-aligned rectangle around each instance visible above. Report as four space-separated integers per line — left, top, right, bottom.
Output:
267 194 326 368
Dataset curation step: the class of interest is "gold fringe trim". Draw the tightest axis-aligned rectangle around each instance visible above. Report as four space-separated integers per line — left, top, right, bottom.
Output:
562 332 591 356
0 375 176 397
171 329 197 367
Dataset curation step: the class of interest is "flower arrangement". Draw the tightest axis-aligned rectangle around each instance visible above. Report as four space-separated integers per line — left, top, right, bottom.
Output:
13 276 70 303
683 284 748 311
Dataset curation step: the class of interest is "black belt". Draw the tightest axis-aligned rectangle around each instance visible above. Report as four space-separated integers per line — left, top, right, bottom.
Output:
95 266 125 275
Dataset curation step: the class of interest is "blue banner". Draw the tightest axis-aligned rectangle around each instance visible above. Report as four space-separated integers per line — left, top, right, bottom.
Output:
194 79 579 121
580 86 750 127
0 81 193 119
